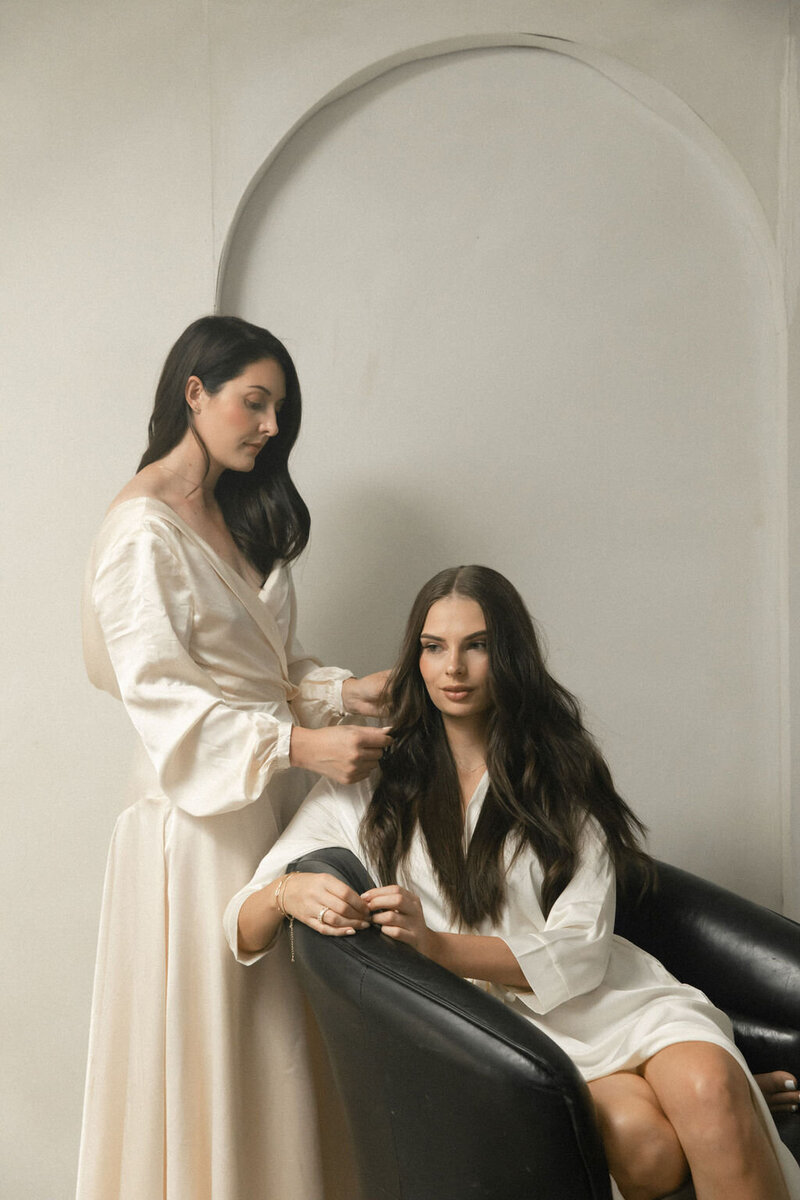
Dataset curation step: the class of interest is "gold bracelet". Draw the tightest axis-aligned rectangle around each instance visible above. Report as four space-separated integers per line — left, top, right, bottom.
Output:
277 873 296 963
274 875 289 918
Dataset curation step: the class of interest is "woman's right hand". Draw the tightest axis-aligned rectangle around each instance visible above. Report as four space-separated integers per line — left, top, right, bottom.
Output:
283 871 371 936
289 724 392 783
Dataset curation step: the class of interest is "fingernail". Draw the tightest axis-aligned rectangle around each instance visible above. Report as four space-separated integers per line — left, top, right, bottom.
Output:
345 928 356 935
786 1080 797 1090
792 1104 798 1113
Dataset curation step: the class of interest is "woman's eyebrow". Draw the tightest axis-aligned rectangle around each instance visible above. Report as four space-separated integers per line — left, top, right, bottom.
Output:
419 630 487 641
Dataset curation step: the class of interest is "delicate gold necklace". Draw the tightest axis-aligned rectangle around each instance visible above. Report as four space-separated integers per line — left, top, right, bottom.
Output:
156 462 204 492
453 758 486 773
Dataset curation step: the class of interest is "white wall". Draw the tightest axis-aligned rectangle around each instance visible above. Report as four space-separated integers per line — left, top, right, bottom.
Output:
220 40 786 899
2 2 797 1196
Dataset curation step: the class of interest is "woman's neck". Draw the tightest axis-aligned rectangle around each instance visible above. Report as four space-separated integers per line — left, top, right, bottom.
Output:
157 430 223 500
443 715 488 773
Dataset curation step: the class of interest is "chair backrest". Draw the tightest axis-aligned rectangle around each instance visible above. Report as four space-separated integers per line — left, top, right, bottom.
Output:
290 847 612 1200
615 860 800 1076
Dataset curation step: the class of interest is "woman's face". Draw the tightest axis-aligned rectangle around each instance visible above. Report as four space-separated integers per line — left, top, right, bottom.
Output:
418 595 491 721
187 357 286 474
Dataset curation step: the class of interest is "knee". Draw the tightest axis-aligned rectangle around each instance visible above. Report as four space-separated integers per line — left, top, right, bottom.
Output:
599 1104 688 1199
678 1055 756 1157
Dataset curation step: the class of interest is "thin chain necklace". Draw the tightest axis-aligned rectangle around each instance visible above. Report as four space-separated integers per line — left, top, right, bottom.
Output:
156 461 206 493
453 757 486 773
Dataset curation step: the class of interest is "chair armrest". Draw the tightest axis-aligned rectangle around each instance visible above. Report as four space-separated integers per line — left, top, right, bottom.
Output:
290 847 613 1200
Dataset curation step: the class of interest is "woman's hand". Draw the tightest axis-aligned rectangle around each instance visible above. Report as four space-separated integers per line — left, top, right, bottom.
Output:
754 1071 799 1114
290 724 392 783
362 885 438 957
362 885 528 989
237 871 371 955
283 872 371 936
341 670 391 718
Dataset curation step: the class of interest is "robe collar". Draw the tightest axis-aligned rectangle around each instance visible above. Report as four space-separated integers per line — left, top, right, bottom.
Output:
110 498 294 687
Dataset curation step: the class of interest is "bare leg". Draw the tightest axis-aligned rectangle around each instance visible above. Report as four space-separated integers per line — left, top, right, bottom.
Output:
643 1042 790 1200
588 1071 689 1200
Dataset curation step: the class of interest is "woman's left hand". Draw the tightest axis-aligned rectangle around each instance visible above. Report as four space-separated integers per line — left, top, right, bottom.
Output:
362 885 437 957
342 670 391 718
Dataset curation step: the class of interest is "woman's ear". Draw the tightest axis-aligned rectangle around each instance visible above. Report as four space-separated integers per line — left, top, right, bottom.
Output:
185 375 204 413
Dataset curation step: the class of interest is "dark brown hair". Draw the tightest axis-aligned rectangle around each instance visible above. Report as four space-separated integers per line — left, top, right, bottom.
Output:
138 315 309 579
360 566 651 925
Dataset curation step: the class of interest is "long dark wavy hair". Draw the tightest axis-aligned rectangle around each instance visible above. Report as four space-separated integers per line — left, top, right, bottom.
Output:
138 315 309 579
361 566 652 925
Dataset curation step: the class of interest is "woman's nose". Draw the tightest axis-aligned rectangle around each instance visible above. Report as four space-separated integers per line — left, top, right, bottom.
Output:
446 655 464 675
260 407 279 436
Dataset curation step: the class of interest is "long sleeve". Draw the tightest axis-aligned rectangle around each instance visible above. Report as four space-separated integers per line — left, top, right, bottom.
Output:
223 776 370 963
90 523 293 818
498 820 616 1014
266 566 354 728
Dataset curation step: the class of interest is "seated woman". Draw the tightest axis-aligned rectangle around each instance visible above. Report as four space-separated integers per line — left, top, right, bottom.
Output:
225 565 800 1200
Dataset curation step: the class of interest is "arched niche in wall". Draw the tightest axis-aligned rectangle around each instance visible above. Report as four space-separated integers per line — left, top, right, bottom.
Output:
218 36 788 907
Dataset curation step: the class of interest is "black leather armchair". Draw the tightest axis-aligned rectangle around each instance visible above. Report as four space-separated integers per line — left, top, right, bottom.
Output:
288 847 800 1200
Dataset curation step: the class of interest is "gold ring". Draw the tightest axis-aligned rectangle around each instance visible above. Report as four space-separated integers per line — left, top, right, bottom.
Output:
318 906 330 925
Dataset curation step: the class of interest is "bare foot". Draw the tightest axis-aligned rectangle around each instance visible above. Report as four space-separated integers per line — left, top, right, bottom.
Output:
754 1070 799 1113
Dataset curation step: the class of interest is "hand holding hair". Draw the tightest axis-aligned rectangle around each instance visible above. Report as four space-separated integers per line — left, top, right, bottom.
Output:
341 670 391 717
289 724 393 783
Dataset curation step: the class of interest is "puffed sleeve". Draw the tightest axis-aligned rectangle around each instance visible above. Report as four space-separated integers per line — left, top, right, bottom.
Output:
223 776 371 964
268 565 354 727
498 819 615 1014
90 523 293 817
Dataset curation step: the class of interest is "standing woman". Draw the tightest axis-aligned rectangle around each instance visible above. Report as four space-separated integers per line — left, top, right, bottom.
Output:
77 316 389 1200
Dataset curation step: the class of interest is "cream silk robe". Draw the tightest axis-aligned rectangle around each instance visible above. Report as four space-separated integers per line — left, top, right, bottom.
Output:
225 773 800 1200
77 497 353 1200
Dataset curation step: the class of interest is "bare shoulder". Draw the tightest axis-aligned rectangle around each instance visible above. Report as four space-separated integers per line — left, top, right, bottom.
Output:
107 464 169 512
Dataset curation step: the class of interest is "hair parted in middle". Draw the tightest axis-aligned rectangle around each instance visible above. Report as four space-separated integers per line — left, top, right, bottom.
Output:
360 565 651 926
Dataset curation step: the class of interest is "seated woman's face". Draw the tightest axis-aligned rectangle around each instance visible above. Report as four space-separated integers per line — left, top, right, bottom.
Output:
418 595 491 721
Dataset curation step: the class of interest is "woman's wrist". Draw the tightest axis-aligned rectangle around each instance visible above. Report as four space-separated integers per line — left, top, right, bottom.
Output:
239 880 287 954
341 670 390 717
289 725 315 771
341 676 356 713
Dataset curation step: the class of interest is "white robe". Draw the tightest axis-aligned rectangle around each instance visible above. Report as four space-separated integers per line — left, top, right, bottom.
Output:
225 772 800 1199
77 497 352 1200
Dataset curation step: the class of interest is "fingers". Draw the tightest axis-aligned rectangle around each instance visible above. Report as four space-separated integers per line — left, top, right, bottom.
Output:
284 872 371 936
342 670 392 717
362 885 425 943
754 1071 799 1113
291 726 394 784
362 885 418 912
334 727 394 784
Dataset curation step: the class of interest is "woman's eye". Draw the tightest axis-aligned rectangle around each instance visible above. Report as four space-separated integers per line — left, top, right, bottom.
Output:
469 641 487 651
420 643 440 654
